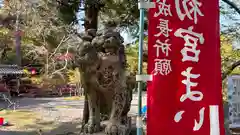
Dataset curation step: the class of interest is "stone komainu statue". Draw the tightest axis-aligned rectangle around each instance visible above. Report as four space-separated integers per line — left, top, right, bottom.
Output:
75 25 133 135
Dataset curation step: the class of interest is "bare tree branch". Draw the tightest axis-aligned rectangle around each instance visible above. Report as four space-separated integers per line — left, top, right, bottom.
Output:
222 0 240 15
49 35 70 59
222 60 240 80
51 45 70 76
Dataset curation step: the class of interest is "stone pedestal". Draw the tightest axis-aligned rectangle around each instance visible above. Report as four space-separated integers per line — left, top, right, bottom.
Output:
79 117 139 135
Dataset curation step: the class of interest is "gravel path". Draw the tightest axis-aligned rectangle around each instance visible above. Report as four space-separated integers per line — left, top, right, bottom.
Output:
15 92 146 122
0 92 147 135
17 97 85 122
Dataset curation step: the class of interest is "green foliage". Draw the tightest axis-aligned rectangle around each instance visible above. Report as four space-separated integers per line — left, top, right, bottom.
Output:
1 51 16 64
58 0 81 24
125 38 147 81
221 35 240 75
220 35 240 100
57 0 143 34
67 68 81 84
101 0 139 26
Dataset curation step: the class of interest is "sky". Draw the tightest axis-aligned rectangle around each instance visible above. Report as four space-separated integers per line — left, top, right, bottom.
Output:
219 1 240 49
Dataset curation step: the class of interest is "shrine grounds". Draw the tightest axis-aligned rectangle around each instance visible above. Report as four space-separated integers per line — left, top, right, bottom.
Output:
0 92 147 135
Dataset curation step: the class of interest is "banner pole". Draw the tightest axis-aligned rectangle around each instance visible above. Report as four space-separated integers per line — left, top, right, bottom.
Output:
137 1 145 135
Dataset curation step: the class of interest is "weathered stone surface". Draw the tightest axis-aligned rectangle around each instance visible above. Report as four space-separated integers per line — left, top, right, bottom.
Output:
75 22 134 135
91 36 105 50
80 33 93 41
87 29 97 37
79 118 137 135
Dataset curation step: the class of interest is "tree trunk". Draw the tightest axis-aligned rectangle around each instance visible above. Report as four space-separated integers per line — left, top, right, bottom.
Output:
0 47 8 63
83 4 99 30
82 2 100 125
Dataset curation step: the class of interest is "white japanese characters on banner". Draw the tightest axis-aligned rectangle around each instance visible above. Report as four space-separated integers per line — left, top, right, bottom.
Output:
173 0 205 131
148 0 225 134
152 0 206 132
152 0 173 76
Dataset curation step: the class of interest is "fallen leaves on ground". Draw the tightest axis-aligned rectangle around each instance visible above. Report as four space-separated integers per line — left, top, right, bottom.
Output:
0 109 57 131
63 96 83 101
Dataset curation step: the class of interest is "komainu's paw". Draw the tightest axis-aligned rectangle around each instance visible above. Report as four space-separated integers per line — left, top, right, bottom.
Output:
84 122 100 134
105 121 128 135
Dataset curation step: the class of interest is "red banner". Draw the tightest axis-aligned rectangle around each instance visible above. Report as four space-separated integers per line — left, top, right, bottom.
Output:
147 0 225 135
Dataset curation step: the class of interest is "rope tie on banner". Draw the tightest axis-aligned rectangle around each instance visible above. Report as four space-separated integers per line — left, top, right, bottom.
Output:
136 74 153 82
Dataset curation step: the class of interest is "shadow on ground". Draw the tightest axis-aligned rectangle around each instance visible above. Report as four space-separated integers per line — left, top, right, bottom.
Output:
0 97 84 110
1 120 140 135
0 98 54 109
0 119 82 135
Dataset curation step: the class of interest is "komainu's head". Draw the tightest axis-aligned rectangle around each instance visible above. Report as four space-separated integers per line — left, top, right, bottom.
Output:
75 24 126 69
75 40 99 70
